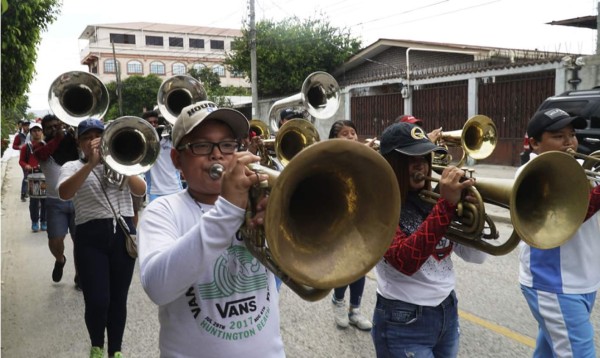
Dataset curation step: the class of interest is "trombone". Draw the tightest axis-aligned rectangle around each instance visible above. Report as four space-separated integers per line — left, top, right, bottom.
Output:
209 140 400 301
418 151 590 255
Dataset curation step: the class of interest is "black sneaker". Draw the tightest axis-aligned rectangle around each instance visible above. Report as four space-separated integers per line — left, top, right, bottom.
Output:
20 194 26 202
52 256 66 282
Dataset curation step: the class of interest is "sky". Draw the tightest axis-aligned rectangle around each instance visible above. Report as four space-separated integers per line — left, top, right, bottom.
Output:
26 0 598 112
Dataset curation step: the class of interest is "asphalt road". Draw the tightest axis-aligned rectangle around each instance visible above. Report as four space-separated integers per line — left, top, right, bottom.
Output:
1 152 598 357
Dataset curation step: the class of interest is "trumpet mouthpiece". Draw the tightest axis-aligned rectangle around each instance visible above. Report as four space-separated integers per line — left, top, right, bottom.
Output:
209 164 224 180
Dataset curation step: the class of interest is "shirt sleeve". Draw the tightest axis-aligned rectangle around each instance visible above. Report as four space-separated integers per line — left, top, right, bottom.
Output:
586 184 600 220
138 196 245 306
33 136 62 161
18 146 28 169
383 198 457 275
12 135 21 150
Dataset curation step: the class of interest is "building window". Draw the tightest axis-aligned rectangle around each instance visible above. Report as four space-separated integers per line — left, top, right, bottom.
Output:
104 59 120 74
192 63 206 72
169 37 183 47
173 63 186 75
110 33 135 44
145 36 163 46
189 38 204 49
127 60 143 74
212 64 225 77
231 69 245 78
150 61 165 75
210 40 225 50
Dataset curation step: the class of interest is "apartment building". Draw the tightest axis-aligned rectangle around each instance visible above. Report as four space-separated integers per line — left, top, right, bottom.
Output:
78 22 249 87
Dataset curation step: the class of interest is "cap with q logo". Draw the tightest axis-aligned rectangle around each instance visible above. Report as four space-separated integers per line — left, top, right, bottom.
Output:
379 122 447 156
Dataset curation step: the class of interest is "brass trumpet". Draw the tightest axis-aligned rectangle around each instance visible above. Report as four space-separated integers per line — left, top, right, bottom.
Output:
418 151 590 255
210 140 400 301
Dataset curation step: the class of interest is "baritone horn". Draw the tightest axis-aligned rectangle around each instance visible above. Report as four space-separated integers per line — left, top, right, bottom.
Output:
566 148 600 182
157 75 207 125
419 151 590 255
48 71 110 127
100 116 160 189
433 115 497 167
268 71 340 133
210 140 400 301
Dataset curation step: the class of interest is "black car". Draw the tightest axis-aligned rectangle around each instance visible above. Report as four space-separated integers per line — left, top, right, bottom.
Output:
521 87 600 164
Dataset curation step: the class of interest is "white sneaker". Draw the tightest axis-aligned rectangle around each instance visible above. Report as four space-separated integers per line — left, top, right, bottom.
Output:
332 299 349 328
349 308 372 331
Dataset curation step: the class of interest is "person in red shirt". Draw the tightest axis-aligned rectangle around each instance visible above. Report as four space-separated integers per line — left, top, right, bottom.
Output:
14 120 31 201
19 123 46 232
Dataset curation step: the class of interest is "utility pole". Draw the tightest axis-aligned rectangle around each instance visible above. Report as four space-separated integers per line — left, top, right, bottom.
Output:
249 0 258 117
112 41 123 116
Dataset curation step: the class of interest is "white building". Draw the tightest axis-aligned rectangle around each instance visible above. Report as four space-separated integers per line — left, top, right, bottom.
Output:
78 22 249 88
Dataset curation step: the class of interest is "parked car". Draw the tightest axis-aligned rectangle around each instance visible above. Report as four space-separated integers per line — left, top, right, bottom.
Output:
521 87 600 164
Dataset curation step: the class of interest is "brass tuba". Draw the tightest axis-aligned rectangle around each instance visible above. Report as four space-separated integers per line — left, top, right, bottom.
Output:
420 151 590 255
157 75 207 125
433 115 497 167
268 72 340 133
48 71 110 127
212 140 401 301
100 116 160 188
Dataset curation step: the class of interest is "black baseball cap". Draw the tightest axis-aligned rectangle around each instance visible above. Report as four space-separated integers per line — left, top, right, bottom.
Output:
527 108 587 138
280 108 299 121
379 122 447 156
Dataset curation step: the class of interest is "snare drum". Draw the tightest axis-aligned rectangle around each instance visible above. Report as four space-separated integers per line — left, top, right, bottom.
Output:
27 172 47 199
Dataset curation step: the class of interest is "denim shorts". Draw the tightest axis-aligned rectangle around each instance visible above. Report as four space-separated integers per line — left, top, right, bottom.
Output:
372 291 459 358
45 197 76 240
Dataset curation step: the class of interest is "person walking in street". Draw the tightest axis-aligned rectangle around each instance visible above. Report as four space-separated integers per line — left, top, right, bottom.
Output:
371 122 487 358
14 120 31 201
58 118 145 358
518 108 600 358
327 119 373 331
33 115 79 286
138 101 284 357
19 123 47 232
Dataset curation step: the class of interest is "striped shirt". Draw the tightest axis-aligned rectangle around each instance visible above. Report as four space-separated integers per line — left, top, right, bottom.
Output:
58 160 135 225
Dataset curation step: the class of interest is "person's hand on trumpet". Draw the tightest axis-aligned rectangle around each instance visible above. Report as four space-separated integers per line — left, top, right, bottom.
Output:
219 151 268 211
438 166 476 205
427 127 443 144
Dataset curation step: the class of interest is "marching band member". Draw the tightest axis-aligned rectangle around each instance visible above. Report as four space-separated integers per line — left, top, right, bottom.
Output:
372 122 487 358
518 108 600 358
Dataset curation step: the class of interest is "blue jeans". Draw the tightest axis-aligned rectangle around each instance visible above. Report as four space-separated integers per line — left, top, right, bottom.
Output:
372 291 459 358
334 276 366 308
29 197 46 223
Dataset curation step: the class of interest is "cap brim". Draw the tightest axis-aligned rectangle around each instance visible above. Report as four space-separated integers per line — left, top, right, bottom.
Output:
393 142 447 156
546 116 587 131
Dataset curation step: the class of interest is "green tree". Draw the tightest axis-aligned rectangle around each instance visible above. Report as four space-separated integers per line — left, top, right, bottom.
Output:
188 67 250 108
225 15 361 97
105 75 163 119
1 0 60 147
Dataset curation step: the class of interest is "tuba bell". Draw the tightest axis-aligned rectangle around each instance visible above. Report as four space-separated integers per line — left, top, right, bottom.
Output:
157 75 207 125
100 116 160 188
268 72 340 133
270 119 320 167
433 115 497 167
211 140 401 301
48 71 110 127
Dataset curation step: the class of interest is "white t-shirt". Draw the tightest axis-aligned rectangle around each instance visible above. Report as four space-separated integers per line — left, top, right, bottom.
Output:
138 190 285 358
147 138 182 196
58 161 135 225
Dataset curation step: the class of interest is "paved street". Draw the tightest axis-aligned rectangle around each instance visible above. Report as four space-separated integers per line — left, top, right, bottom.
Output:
1 150 598 357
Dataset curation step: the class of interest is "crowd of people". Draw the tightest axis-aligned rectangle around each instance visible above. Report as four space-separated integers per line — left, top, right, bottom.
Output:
9 103 600 358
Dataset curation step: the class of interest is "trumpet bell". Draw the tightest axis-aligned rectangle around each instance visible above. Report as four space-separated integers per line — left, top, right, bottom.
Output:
249 119 270 139
48 71 109 127
157 75 207 125
460 115 497 160
101 116 160 177
265 139 400 289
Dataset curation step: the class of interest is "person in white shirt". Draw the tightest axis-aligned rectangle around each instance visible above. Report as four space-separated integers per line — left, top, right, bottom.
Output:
138 100 284 358
141 110 183 202
517 108 600 358
372 122 487 358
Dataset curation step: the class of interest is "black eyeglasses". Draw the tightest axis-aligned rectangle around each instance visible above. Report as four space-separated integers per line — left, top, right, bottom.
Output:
178 141 239 155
